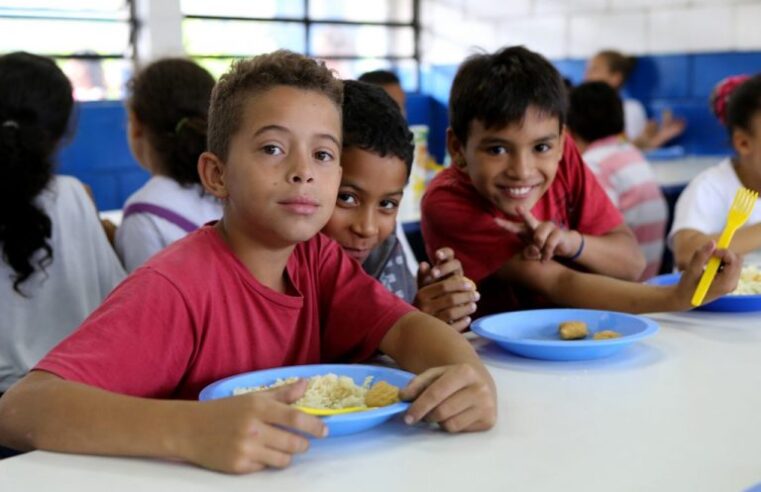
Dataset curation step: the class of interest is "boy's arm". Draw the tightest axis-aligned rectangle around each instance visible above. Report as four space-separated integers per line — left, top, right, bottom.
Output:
379 311 496 433
673 225 761 270
0 371 326 474
495 240 740 313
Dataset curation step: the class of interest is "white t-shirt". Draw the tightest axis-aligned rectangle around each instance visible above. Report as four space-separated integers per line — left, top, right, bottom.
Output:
0 175 126 391
669 158 761 266
624 98 648 141
115 176 223 272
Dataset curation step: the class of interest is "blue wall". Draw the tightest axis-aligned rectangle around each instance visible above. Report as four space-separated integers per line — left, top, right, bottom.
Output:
57 51 758 211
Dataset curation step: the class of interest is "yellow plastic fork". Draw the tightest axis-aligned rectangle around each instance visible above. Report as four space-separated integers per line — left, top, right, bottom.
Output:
691 186 759 306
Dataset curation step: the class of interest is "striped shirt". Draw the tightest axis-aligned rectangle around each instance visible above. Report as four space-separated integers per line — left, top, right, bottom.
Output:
582 136 668 280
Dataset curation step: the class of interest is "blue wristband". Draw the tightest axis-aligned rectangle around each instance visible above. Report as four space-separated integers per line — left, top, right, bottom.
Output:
567 234 585 261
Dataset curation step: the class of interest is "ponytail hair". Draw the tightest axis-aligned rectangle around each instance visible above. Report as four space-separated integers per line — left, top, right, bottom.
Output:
0 52 73 295
597 50 637 84
710 74 752 127
127 58 215 186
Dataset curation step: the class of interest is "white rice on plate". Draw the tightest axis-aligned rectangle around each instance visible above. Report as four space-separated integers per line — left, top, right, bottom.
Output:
730 265 761 295
233 373 374 409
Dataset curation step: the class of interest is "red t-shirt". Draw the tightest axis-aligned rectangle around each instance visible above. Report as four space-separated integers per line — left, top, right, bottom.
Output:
421 136 623 314
35 226 415 399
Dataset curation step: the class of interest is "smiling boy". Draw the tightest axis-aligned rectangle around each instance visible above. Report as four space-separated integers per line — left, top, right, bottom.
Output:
0 52 496 474
421 46 740 315
322 80 479 331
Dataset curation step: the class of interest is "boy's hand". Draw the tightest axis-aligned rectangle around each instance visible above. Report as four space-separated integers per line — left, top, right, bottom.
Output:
676 240 741 307
417 247 464 288
399 364 496 433
414 276 479 332
179 380 327 474
495 206 583 262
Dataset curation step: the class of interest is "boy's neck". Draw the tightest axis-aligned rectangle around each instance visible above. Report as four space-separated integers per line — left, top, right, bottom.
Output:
214 220 295 294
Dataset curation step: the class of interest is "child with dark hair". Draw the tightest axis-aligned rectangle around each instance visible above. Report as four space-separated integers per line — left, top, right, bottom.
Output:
323 80 479 331
567 81 667 279
421 46 740 316
0 51 496 473
670 74 761 269
0 52 125 394
358 69 406 116
116 58 222 272
585 49 685 149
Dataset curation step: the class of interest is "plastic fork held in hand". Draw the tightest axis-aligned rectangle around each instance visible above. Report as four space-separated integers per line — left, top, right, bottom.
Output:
691 187 759 307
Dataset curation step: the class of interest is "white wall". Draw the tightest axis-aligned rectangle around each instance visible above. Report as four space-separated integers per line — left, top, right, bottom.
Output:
133 0 185 64
421 0 761 64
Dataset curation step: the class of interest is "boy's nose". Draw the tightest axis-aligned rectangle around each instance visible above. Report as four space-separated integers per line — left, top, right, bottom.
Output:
351 209 378 238
508 153 533 180
286 153 315 184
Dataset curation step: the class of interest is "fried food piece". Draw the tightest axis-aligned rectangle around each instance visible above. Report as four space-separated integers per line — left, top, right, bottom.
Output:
559 321 588 340
593 330 622 340
364 380 400 407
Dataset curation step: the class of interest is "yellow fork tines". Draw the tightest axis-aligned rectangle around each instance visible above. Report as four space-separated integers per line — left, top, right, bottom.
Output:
691 187 759 307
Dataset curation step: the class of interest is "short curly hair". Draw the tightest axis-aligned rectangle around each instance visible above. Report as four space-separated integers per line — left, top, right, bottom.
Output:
208 50 343 160
342 80 414 179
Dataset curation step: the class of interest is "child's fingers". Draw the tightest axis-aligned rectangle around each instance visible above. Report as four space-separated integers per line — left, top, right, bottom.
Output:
682 240 716 283
523 244 541 260
516 206 541 231
494 217 526 235
440 407 487 433
418 276 477 300
403 365 477 424
259 402 327 438
429 293 478 317
258 422 310 455
249 445 294 470
399 367 447 402
262 379 309 404
542 228 565 261
434 247 455 263
425 387 473 424
431 258 464 279
531 221 554 249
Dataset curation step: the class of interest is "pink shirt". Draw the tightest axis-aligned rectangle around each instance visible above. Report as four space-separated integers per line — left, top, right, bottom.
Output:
421 136 624 314
36 226 415 399
582 136 667 280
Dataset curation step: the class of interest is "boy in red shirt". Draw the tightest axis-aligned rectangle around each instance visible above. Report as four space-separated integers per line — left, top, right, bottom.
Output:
421 46 740 315
0 51 496 473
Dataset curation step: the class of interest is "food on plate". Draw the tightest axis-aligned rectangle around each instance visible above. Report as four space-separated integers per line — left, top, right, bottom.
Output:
234 373 400 410
593 330 622 340
558 321 589 340
730 265 761 295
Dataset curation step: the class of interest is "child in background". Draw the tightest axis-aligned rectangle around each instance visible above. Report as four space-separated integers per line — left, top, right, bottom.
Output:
116 58 222 272
567 81 668 280
358 69 406 117
670 74 761 269
585 50 685 150
322 80 479 332
421 46 740 317
0 53 125 395
0 51 496 473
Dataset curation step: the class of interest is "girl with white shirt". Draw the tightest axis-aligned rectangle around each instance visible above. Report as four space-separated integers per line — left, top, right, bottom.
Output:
670 74 761 269
116 59 222 272
0 52 125 395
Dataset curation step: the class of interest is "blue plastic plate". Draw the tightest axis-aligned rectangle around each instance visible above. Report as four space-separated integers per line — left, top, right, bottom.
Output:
199 364 414 437
647 273 761 312
471 309 659 361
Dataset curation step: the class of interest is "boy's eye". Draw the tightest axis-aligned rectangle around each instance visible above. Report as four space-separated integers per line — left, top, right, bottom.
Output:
337 192 358 206
262 144 284 156
315 150 334 162
534 143 552 153
379 199 399 211
486 146 508 155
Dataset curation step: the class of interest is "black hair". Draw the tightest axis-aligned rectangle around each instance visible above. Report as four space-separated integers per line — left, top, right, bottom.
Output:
128 58 215 186
342 80 414 179
358 70 401 86
449 46 567 143
567 81 625 143
0 52 73 294
596 50 637 83
725 74 761 135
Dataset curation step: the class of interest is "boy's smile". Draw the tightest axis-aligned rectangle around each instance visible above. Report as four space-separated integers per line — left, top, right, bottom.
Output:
323 147 408 263
206 86 342 249
449 106 564 217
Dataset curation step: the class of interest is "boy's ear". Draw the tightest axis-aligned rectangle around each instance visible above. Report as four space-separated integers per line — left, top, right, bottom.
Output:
446 127 468 170
198 151 229 199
